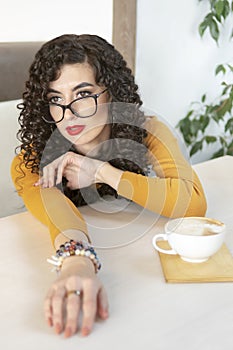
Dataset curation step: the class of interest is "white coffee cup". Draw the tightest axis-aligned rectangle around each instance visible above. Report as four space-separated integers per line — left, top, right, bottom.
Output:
152 217 226 263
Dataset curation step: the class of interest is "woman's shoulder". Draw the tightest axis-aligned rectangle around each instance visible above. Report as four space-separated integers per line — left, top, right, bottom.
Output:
143 115 176 141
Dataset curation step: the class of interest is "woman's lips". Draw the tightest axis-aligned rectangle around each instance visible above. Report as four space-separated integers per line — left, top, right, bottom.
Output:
66 125 85 136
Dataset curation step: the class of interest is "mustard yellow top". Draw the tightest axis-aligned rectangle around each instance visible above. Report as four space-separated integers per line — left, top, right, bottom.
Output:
11 117 207 244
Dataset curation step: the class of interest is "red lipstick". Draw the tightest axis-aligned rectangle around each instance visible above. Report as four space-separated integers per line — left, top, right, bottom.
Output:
66 125 85 136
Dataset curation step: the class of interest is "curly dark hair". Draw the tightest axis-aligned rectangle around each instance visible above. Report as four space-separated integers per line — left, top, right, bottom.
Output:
17 34 149 206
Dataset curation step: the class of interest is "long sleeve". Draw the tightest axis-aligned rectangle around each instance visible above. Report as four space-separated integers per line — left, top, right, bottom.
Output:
117 117 207 218
11 153 89 245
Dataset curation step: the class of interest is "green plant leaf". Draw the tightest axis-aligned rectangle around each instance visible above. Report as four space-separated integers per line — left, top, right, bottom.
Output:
190 140 203 156
209 17 220 42
199 20 208 37
227 139 233 155
230 85 233 99
222 0 230 18
176 117 194 145
227 148 233 155
216 97 232 118
215 64 226 75
225 117 233 133
215 1 224 15
222 83 232 95
200 114 210 132
210 0 218 8
227 64 233 72
215 13 223 23
230 27 233 39
220 136 228 146
210 104 224 122
205 135 217 143
190 119 201 136
201 94 207 102
211 147 225 158
206 104 216 114
176 116 189 130
185 110 194 118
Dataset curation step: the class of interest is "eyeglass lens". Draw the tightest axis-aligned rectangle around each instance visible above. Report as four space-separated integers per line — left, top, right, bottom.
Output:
47 96 97 123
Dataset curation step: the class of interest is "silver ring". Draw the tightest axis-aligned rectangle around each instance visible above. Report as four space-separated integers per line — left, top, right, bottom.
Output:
66 290 81 297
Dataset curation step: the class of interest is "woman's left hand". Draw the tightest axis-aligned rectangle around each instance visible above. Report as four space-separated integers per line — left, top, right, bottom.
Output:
44 255 109 338
35 152 106 189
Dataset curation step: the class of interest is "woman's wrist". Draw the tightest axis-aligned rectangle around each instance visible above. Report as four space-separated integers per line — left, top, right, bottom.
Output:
60 255 96 277
96 162 123 190
47 239 101 274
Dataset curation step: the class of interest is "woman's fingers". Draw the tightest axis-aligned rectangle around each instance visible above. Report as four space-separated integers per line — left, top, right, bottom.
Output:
51 287 66 334
44 286 66 334
35 163 58 188
81 279 98 336
44 288 54 327
97 286 109 320
34 154 66 188
64 292 82 338
63 275 82 337
42 164 56 188
56 154 77 185
44 275 108 338
34 152 97 188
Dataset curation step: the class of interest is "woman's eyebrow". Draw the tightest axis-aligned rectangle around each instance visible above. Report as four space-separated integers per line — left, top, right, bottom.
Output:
47 88 61 94
47 82 94 94
72 82 94 91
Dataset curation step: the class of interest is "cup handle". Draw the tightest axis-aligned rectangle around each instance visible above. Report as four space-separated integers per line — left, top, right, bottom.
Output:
152 233 177 255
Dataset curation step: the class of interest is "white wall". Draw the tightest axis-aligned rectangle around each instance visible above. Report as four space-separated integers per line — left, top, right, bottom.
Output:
136 0 232 162
0 0 112 42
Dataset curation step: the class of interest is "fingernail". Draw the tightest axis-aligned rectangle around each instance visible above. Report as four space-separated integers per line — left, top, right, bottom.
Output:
82 327 90 337
103 310 109 319
64 327 72 338
47 317 53 327
55 323 61 334
100 308 109 319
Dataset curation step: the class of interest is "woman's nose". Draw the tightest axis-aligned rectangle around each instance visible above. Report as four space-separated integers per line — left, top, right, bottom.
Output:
63 106 76 120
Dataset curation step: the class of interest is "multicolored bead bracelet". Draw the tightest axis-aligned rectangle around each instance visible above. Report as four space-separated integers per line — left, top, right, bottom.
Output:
47 239 101 273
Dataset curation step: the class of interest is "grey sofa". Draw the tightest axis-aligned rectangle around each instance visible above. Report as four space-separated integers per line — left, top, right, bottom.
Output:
0 42 42 217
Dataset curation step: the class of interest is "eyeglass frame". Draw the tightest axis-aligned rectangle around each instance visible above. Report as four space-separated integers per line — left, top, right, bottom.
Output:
43 88 108 124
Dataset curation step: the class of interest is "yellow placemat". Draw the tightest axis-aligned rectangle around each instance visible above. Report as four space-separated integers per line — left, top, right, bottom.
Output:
157 242 233 283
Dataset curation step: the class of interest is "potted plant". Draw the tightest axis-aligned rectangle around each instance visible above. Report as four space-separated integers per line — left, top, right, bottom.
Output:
176 0 233 159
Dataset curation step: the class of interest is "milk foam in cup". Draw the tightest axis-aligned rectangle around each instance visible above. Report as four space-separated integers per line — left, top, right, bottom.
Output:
152 217 226 263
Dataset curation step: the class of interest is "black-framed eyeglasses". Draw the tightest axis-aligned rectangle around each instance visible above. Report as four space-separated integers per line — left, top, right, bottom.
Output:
42 88 108 124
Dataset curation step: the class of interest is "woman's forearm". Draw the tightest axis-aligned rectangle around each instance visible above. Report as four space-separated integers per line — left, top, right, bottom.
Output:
54 230 89 250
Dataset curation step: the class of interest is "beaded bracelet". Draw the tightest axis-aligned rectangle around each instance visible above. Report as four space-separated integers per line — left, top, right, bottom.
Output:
47 239 101 274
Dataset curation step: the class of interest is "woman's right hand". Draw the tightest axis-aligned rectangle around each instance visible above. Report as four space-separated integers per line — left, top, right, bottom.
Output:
44 255 109 338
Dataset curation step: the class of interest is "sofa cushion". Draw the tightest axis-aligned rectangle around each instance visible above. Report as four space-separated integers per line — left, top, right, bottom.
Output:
0 99 25 217
0 42 43 102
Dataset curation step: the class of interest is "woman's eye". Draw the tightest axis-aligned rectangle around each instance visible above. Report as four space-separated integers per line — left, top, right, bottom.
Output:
78 90 92 98
49 96 62 103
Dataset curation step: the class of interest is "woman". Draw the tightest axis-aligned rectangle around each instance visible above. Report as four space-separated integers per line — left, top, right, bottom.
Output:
11 34 207 338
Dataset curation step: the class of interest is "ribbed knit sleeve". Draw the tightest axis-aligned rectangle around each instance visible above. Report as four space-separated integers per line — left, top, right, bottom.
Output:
117 117 207 218
11 153 89 245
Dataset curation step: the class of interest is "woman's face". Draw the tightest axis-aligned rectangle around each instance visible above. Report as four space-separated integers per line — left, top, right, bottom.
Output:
47 62 110 154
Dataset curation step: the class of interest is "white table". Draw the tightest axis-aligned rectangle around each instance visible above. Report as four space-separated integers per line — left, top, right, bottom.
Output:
1 156 233 350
